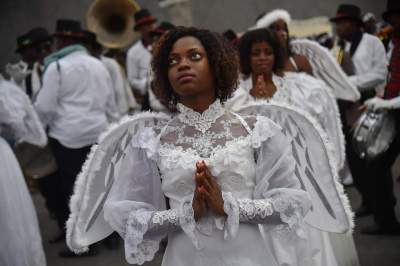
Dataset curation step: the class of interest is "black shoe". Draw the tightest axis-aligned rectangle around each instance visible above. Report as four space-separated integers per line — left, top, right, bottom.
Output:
58 246 98 258
49 231 66 244
361 224 400 235
355 205 372 217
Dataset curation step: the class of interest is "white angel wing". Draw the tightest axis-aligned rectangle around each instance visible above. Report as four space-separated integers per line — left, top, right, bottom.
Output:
66 112 170 253
290 39 360 102
238 101 353 233
0 78 47 146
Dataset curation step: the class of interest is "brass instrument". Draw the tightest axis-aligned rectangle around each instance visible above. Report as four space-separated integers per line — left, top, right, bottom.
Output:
86 0 140 49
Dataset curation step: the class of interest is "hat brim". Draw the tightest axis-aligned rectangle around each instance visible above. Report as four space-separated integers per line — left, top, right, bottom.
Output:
53 32 86 39
15 36 52 53
134 17 157 31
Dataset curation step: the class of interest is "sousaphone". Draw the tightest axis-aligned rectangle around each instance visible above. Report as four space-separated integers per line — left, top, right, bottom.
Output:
86 0 140 49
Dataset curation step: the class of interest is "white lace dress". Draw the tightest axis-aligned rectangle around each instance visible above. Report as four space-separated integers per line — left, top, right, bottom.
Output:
103 100 312 266
239 75 359 266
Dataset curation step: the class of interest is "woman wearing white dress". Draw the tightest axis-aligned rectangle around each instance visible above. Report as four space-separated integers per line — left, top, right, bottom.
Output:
98 27 312 265
0 76 47 266
237 28 359 266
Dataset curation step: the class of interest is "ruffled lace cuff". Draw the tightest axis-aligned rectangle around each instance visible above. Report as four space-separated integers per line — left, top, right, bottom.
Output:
269 195 308 239
125 210 160 265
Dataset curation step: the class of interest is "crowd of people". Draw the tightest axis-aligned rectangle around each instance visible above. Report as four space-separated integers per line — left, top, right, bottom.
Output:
1 1 400 266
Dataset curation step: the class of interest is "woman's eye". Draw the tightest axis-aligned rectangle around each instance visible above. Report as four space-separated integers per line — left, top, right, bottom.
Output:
168 58 178 66
191 52 202 60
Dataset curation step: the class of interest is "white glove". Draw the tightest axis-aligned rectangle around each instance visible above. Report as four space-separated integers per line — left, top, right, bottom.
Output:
5 61 30 84
365 97 400 111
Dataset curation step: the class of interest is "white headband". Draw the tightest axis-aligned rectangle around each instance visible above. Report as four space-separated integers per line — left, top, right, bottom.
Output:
254 9 291 29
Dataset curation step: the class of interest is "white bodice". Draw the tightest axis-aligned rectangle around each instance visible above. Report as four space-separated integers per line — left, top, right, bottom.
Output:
155 101 258 209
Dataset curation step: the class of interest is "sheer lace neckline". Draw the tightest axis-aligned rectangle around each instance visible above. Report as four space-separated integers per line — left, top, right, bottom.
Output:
176 100 225 133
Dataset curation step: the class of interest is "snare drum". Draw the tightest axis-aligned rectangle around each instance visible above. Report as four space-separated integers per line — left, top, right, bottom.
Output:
352 110 396 160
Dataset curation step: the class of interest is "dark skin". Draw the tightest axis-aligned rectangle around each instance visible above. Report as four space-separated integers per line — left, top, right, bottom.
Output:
334 19 360 42
167 36 226 220
137 23 155 47
249 41 277 99
19 42 51 67
269 19 313 75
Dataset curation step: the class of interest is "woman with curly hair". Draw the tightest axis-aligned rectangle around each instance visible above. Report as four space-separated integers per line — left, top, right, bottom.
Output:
238 28 359 266
99 27 312 265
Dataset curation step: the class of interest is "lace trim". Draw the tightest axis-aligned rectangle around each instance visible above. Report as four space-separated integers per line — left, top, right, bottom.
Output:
158 135 251 171
125 210 160 265
222 192 239 240
177 100 225 133
251 116 281 148
238 198 274 220
270 196 307 239
152 209 179 226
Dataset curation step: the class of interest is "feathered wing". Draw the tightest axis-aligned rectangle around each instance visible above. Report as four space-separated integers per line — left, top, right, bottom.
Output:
66 112 170 253
238 101 353 233
290 39 360 102
0 78 47 147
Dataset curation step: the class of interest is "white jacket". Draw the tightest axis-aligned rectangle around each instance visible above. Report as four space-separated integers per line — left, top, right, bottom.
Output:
35 50 117 148
348 33 388 91
126 40 152 95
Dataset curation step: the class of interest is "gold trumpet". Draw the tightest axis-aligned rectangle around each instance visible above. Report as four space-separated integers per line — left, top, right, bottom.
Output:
86 0 140 49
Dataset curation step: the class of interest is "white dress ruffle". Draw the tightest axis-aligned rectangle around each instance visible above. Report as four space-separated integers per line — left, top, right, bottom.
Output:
103 101 311 265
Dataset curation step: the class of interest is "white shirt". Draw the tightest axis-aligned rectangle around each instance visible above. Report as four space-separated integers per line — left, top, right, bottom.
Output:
126 40 152 95
348 33 388 91
101 56 139 116
35 50 115 148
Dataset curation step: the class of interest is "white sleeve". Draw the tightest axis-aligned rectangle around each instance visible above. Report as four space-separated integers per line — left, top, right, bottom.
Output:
349 38 388 90
222 116 311 239
34 63 60 128
126 50 148 95
103 140 198 264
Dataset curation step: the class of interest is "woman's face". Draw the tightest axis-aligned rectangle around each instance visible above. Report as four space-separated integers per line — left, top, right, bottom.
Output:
167 36 214 99
250 41 275 76
269 19 288 46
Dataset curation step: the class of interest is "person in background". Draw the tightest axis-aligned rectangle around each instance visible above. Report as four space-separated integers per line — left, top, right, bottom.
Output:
126 8 157 110
82 30 139 117
9 27 52 101
360 0 400 235
34 19 116 256
363 12 378 35
331 4 388 221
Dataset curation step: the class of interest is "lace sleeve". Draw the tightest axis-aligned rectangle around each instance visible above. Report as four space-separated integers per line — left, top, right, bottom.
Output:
219 116 311 240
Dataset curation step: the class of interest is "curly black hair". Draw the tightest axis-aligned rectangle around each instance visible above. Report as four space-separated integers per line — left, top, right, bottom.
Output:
238 28 284 76
151 27 239 110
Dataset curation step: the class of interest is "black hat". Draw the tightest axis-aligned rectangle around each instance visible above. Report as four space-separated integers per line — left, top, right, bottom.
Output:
330 4 363 25
82 30 102 50
382 0 400 22
53 19 85 38
134 9 157 31
16 27 50 53
150 22 175 37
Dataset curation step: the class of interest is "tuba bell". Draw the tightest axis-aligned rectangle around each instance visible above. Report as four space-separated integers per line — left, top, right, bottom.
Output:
86 0 140 49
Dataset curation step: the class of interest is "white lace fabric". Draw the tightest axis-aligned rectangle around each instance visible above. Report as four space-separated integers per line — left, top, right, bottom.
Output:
103 100 311 265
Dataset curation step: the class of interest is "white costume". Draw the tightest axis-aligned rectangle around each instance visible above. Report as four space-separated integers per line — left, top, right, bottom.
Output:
347 33 388 91
101 56 139 117
126 40 152 95
0 77 47 266
238 75 359 266
67 97 352 266
35 50 117 148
